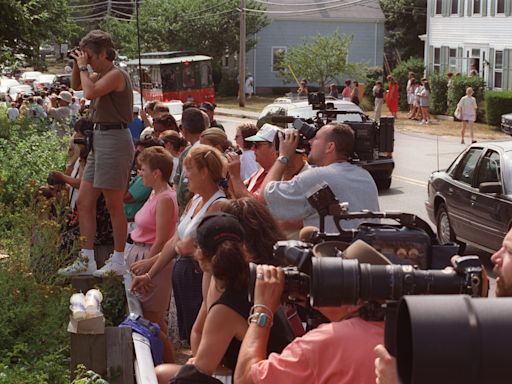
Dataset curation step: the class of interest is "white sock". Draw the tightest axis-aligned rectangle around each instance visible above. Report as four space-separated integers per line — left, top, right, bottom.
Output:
111 250 125 265
81 249 95 266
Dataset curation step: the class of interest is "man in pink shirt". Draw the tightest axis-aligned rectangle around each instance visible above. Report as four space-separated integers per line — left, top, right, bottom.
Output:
235 241 388 384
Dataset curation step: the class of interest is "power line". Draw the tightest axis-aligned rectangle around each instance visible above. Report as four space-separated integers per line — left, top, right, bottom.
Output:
243 0 374 14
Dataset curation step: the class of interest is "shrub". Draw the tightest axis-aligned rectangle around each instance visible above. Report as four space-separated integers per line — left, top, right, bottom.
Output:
390 58 425 111
429 72 448 115
217 70 239 97
485 91 512 127
448 75 486 122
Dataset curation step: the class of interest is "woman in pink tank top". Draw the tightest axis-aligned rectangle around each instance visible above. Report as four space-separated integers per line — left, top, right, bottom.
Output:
126 146 178 362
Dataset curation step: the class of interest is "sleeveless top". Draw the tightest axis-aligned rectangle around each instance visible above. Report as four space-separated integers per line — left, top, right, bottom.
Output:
177 190 226 241
210 287 294 370
131 189 178 245
91 67 133 123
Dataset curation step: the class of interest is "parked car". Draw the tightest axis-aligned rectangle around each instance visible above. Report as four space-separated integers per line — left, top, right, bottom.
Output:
33 74 56 91
257 95 395 190
425 141 512 253
0 78 20 100
501 112 512 135
19 71 42 85
7 84 34 100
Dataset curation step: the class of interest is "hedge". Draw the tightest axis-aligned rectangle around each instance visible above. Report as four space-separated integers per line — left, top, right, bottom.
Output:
447 75 485 116
485 91 512 127
390 57 425 111
429 72 448 115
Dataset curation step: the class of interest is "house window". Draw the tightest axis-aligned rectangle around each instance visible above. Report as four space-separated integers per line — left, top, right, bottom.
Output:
449 48 458 72
434 48 441 73
271 47 286 72
495 50 503 88
473 0 481 14
436 0 443 14
497 0 505 13
451 0 459 14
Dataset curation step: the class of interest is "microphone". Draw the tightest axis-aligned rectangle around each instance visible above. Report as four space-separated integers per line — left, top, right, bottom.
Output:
299 226 320 243
271 116 296 124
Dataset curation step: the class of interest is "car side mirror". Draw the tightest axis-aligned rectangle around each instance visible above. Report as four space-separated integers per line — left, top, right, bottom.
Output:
479 181 502 194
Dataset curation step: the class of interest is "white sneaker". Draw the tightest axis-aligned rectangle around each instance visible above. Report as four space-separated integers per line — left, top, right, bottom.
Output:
58 254 97 277
420 120 425 125
93 256 127 277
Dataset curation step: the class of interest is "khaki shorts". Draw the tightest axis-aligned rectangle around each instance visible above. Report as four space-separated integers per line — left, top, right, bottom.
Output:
83 129 134 190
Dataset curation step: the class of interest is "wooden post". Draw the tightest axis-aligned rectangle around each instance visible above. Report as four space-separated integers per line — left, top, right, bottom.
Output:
106 327 134 384
238 0 246 107
70 333 107 379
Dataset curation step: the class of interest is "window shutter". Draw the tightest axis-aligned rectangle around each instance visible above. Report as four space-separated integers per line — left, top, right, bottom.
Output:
428 46 434 75
459 0 465 15
490 0 496 15
503 49 511 90
505 0 511 15
482 0 488 15
457 47 464 72
443 0 450 15
489 48 495 88
431 0 436 16
440 46 449 72
467 0 473 15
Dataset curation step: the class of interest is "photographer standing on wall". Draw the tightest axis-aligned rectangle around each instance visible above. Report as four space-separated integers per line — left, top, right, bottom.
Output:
260 122 379 232
59 30 135 277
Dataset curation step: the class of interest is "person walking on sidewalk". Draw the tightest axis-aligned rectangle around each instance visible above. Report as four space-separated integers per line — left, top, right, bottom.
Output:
457 87 477 144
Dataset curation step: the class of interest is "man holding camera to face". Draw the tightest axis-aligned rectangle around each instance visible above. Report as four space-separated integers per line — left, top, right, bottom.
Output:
58 30 134 277
235 241 388 384
260 122 380 233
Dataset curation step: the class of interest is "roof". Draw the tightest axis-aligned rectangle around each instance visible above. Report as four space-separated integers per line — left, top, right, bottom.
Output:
261 0 385 22
125 55 212 66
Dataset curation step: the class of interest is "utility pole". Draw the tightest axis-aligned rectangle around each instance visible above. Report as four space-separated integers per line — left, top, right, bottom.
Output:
238 0 246 107
135 0 144 108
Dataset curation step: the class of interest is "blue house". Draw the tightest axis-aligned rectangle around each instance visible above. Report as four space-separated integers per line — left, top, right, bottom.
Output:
245 0 385 93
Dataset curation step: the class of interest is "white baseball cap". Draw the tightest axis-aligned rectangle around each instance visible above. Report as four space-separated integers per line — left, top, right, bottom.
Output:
245 123 279 143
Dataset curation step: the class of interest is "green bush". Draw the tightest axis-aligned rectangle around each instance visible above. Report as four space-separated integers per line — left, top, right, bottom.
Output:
447 75 486 121
429 72 448 115
217 70 239 97
390 58 425 111
485 91 512 127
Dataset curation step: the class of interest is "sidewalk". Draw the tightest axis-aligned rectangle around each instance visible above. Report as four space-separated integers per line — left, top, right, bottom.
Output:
215 107 260 120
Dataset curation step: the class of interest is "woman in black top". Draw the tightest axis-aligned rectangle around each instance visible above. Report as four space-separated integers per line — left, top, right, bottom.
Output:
156 212 290 383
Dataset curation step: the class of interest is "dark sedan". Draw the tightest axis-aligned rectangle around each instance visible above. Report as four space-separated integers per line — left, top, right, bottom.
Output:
425 141 512 253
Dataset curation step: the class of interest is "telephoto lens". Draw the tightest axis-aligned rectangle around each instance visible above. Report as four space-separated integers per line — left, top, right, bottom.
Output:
395 295 512 384
309 255 483 307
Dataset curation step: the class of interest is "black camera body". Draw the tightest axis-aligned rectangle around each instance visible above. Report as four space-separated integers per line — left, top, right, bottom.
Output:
67 46 81 60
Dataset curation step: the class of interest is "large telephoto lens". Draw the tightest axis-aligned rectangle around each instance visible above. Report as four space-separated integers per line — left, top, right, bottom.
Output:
395 295 512 384
309 258 478 307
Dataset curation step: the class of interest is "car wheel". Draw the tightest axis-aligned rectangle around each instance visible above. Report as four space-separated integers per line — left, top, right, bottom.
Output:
376 178 392 191
436 203 466 252
436 203 456 244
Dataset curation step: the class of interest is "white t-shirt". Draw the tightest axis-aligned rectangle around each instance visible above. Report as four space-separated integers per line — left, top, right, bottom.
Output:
7 107 20 121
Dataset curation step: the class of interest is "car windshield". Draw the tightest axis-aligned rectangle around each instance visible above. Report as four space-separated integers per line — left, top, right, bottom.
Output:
501 151 512 194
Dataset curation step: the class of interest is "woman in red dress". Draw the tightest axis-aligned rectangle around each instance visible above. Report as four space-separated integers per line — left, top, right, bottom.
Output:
385 75 399 118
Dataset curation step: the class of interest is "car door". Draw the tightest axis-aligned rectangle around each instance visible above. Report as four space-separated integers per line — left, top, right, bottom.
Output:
470 149 511 251
446 147 483 239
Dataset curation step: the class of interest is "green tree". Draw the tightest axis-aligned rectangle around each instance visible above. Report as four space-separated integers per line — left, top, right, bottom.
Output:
0 0 77 67
380 0 427 69
277 32 368 90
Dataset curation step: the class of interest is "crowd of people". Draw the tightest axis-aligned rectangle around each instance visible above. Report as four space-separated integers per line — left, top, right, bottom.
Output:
21 29 498 384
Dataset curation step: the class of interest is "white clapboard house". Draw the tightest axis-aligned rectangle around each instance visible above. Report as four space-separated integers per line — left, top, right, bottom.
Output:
424 0 512 90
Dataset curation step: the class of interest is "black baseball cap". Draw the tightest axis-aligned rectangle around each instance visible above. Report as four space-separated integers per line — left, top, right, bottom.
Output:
196 212 245 254
199 101 216 112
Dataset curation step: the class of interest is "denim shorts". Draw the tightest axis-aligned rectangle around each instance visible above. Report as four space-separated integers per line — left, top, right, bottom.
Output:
83 128 134 190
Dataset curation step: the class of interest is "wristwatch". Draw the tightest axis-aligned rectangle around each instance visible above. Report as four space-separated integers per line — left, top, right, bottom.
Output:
249 312 272 328
79 65 88 72
277 155 289 165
